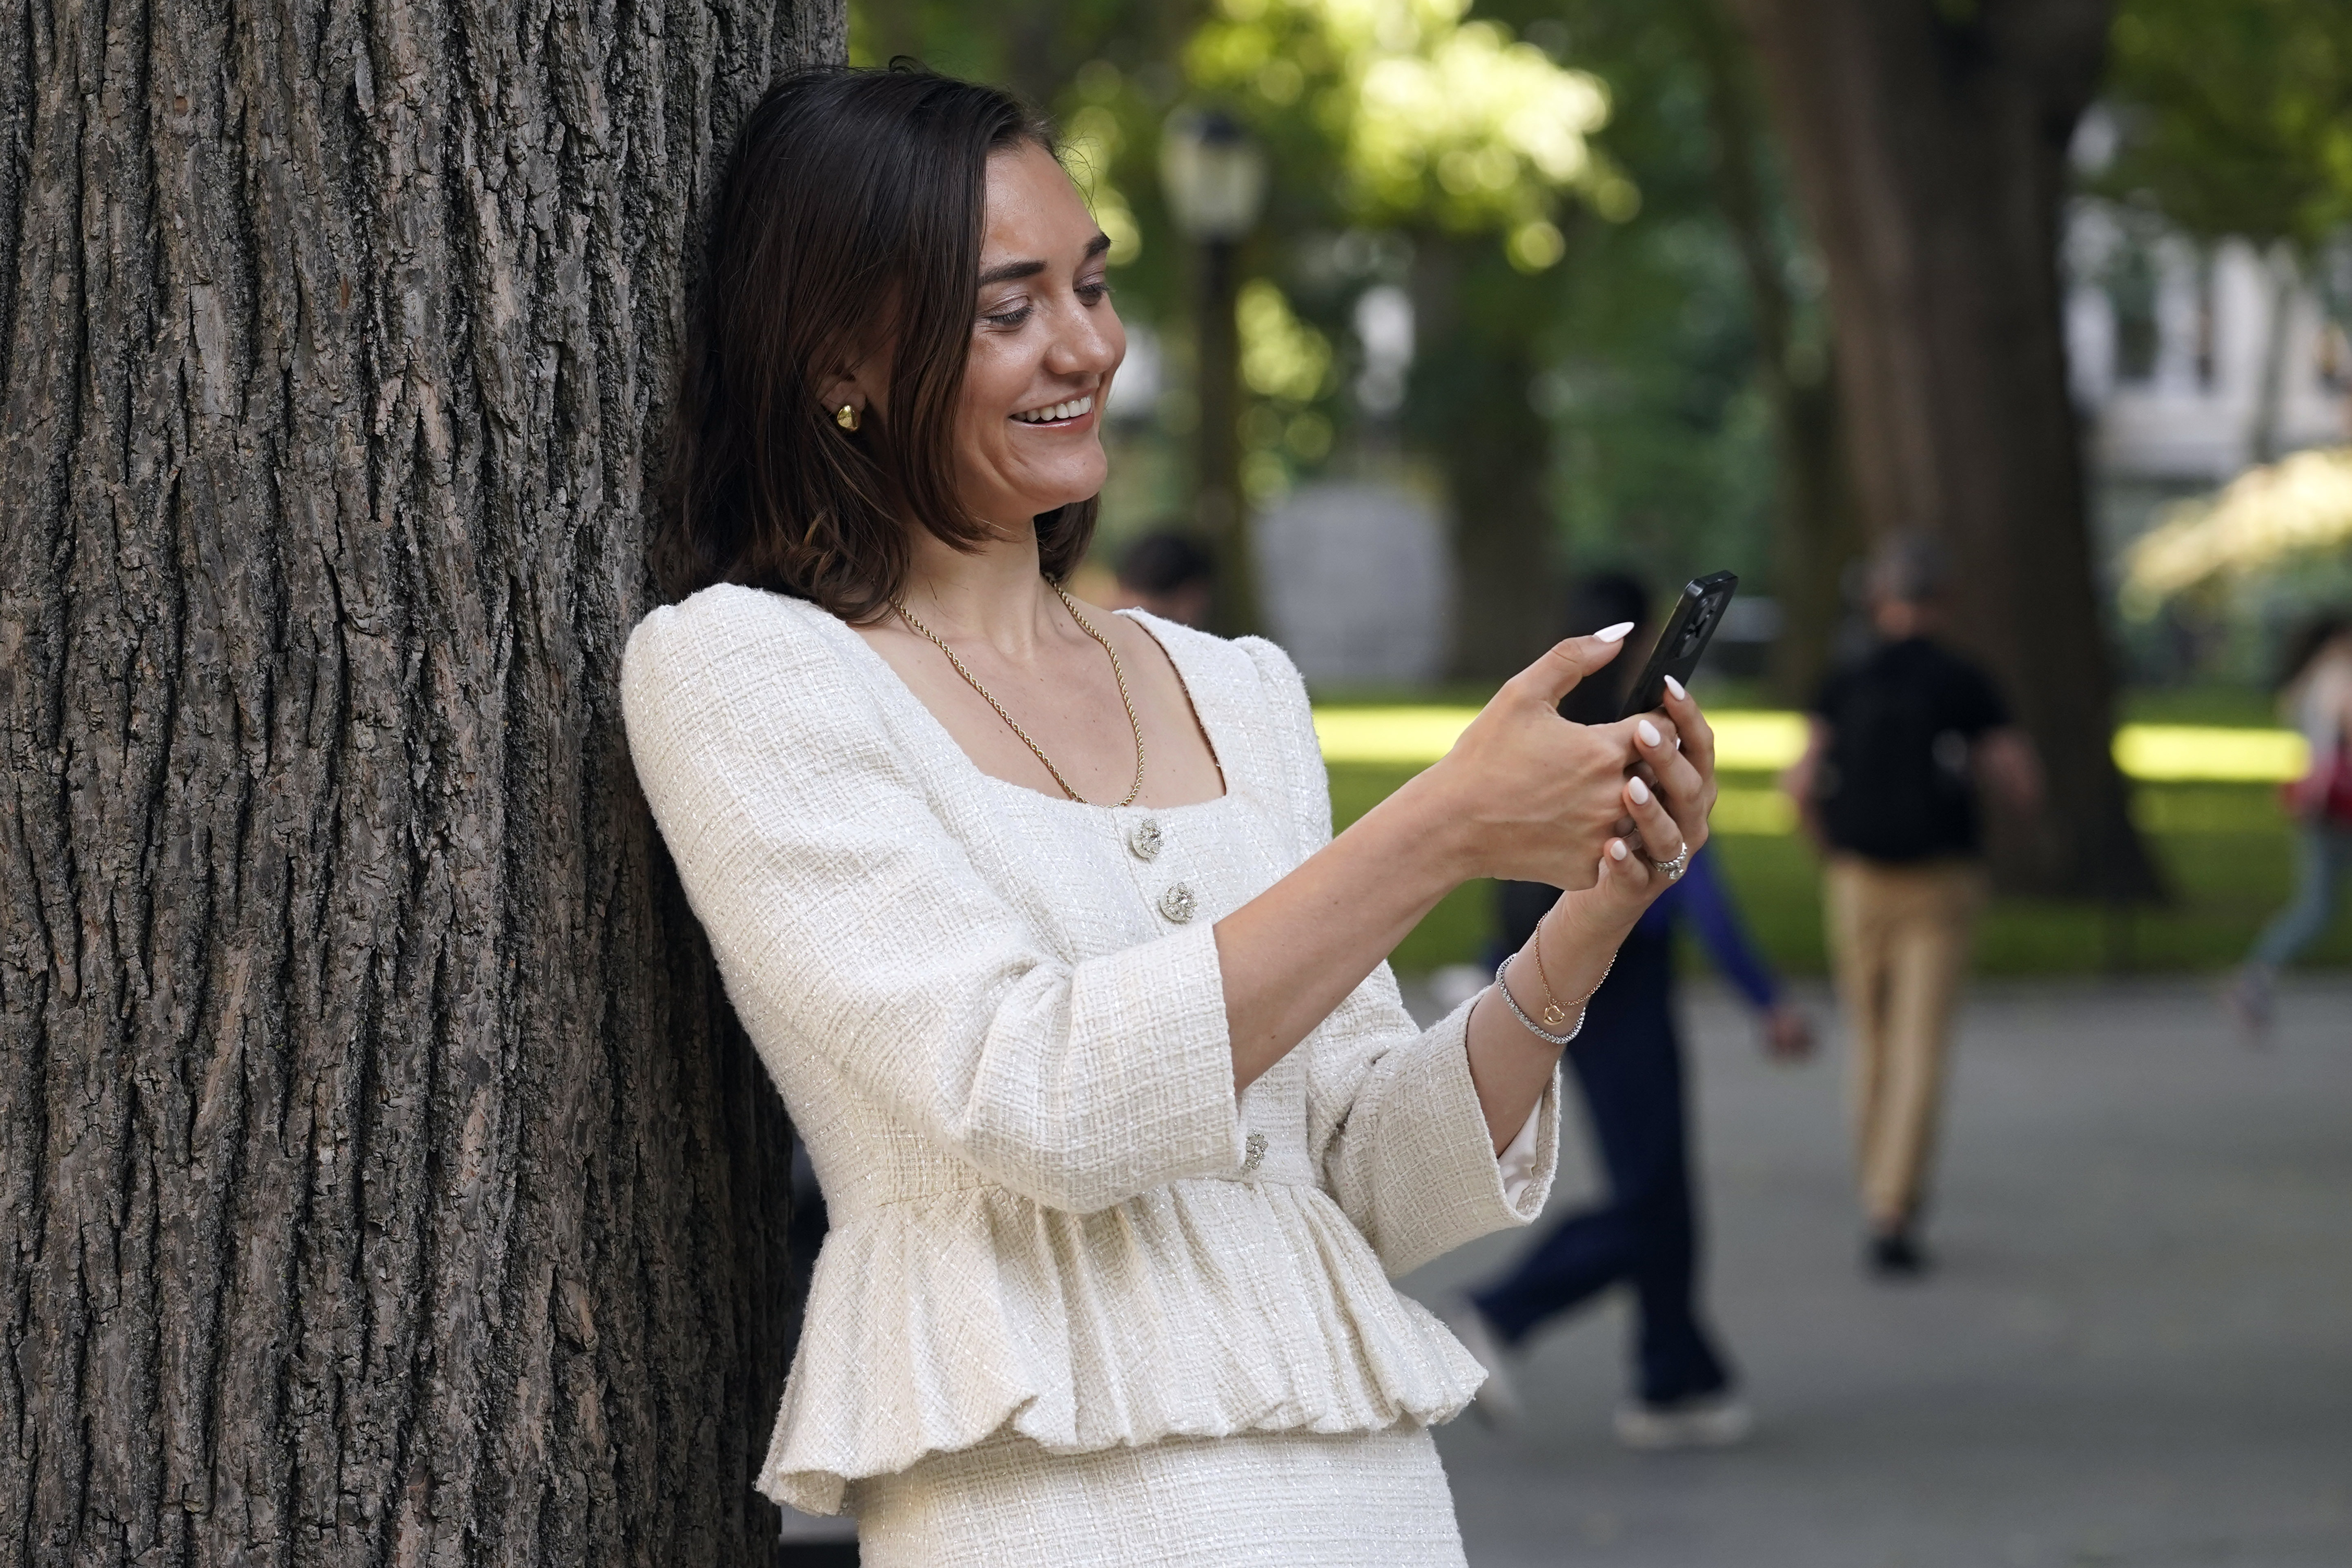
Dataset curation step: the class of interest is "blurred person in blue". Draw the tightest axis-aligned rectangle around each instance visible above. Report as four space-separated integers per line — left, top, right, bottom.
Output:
1446 572 1813 1451
2227 612 2352 1038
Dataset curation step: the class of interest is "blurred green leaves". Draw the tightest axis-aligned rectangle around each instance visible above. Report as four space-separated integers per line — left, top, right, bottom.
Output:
2101 0 2352 251
1186 0 1631 266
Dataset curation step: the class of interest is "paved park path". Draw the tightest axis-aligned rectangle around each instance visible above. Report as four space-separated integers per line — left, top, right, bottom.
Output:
1399 975 2352 1568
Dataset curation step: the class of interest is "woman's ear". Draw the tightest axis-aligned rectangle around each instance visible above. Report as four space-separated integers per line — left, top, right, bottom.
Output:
814 372 866 426
816 348 889 427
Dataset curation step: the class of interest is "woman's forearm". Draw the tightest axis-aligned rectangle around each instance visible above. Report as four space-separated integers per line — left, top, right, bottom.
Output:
1461 884 1629 1151
1211 768 1637 1152
1212 766 1473 1093
1211 638 1715 1146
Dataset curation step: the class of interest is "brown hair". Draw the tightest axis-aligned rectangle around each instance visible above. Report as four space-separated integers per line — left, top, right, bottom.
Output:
660 65 1098 618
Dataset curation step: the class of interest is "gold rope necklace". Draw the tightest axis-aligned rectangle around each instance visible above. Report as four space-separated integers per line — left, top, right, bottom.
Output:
891 583 1146 808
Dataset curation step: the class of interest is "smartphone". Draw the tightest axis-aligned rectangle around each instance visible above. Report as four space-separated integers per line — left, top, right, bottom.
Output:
1617 571 1740 719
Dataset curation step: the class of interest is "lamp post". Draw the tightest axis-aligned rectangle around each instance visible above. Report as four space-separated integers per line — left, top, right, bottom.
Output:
1161 107 1269 637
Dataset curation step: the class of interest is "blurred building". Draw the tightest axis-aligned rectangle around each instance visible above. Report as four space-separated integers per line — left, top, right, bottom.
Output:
2067 220 2351 487
2065 206 2352 679
1254 480 1452 687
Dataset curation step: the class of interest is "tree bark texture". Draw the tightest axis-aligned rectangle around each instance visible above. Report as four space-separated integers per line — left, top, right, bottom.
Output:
1 0 843 1563
1726 0 2160 898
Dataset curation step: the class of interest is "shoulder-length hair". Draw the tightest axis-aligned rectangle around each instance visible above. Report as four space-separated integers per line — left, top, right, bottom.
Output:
660 65 1098 618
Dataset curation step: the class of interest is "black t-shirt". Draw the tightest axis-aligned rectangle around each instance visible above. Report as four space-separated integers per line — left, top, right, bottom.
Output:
1810 637 2011 862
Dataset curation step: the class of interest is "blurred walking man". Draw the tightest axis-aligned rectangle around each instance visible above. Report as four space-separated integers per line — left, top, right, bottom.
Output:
1784 540 2041 1277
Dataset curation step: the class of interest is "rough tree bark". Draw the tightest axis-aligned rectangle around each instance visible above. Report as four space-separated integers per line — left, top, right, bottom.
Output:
1 1 842 1564
1726 0 2160 897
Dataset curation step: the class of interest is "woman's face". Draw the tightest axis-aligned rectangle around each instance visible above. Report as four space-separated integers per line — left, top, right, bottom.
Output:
953 142 1126 528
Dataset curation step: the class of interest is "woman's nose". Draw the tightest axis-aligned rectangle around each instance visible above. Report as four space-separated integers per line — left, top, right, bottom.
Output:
1045 298 1124 377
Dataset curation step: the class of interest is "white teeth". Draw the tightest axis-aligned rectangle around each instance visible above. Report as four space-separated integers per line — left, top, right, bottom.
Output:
1014 394 1093 424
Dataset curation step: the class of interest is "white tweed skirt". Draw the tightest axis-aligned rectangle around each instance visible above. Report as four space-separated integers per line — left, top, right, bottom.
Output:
850 1424 1468 1568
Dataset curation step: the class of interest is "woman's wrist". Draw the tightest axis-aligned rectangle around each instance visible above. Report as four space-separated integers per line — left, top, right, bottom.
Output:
1370 762 1486 888
1523 900 1624 1008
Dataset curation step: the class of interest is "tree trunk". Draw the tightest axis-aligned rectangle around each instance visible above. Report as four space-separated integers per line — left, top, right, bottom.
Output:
1685 0 1862 704
1726 0 2160 898
0 2 842 1564
1414 238 1561 683
2248 243 2297 465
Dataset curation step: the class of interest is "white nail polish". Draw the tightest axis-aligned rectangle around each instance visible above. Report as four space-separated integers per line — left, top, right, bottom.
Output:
1595 621 1635 644
1628 775 1650 805
1638 719 1662 748
1609 838 1629 861
1664 674 1686 700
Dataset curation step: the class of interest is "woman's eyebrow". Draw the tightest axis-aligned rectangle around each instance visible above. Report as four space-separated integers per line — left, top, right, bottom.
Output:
975 236 1111 288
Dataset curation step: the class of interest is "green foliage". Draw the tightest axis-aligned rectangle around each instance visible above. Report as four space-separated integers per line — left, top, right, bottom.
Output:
1497 0 1803 592
2101 0 2352 250
1186 0 1629 256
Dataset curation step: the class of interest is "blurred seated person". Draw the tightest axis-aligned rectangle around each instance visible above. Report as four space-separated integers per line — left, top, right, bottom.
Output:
1110 528 1216 628
1446 571 1812 1451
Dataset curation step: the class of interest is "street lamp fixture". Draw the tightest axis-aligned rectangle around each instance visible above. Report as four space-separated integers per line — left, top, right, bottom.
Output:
1161 107 1270 636
1160 108 1270 243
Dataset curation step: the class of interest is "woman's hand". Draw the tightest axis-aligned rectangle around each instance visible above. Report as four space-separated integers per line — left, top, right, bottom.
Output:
1517 676 1723 1007
1623 675 1717 876
1414 630 1647 891
1762 1004 1815 1061
1456 673 1722 1150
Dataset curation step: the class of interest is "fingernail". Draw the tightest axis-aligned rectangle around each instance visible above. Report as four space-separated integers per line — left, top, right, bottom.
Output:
1595 621 1635 644
1638 719 1662 748
1664 674 1686 700
1628 775 1651 805
1609 838 1629 862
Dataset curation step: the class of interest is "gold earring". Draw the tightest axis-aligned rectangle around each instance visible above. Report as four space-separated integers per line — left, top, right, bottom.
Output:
835 403 861 432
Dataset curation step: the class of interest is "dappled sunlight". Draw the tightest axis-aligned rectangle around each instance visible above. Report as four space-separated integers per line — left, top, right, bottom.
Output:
1312 704 2307 792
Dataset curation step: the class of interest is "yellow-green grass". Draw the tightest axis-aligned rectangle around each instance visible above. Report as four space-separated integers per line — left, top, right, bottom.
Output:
1311 706 2309 782
1326 763 2350 978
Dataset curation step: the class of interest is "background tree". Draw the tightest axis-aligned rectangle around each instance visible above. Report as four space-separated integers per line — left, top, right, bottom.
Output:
2098 0 2352 462
1677 0 1860 703
1725 0 2159 898
1182 0 1626 672
1480 0 1849 693
0 2 841 1563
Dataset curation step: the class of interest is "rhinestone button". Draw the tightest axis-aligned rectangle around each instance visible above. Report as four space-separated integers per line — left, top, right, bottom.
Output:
1127 817 1163 861
1241 1131 1268 1174
1157 882 1198 924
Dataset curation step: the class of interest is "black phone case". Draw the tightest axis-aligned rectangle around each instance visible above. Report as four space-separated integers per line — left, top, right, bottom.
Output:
1617 571 1740 719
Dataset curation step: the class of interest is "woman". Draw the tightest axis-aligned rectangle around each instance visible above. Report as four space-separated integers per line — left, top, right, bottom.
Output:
624 66 1717 1566
2227 612 2352 1038
1450 574 1809 1450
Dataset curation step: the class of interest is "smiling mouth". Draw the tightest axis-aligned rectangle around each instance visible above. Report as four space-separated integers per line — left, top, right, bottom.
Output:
1011 393 1095 425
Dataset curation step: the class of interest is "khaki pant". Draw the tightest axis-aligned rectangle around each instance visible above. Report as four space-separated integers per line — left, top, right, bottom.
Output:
1823 855 1988 1229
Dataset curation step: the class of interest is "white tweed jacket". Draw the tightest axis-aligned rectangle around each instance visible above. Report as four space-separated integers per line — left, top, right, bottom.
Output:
621 584 1562 1515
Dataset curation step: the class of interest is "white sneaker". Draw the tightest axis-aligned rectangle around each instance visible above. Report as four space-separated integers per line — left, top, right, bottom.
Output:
2222 965 2275 1046
1613 1393 1755 1450
1438 1295 1523 1428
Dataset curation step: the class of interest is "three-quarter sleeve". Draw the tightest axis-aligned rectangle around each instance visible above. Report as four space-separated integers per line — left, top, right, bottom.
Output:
1236 638 1562 1277
623 594 1243 1215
